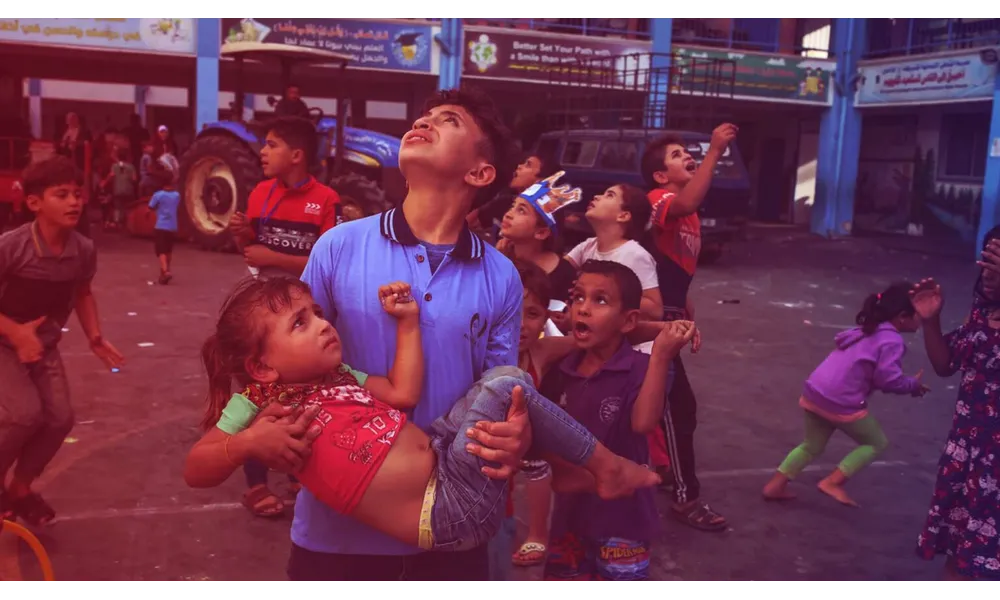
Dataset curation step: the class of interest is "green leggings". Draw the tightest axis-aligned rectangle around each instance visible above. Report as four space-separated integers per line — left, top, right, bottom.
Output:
778 410 889 478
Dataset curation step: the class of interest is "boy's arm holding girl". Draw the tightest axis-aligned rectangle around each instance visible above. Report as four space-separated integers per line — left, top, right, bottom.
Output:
184 282 424 488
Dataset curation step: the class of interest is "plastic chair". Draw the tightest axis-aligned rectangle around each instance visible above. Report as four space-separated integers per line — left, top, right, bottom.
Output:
0 518 55 581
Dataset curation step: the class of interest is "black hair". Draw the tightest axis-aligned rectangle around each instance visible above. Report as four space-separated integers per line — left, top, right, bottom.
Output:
975 225 1000 306
22 156 82 198
267 116 318 168
514 259 553 308
615 183 652 241
523 149 562 180
579 259 642 312
201 276 313 430
640 133 685 190
423 86 519 206
856 281 915 335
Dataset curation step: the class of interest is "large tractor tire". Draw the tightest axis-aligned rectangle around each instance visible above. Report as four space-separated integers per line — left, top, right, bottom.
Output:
179 135 262 251
328 172 392 222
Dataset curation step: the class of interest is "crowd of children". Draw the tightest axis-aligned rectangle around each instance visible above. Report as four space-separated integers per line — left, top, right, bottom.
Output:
1 86 999 581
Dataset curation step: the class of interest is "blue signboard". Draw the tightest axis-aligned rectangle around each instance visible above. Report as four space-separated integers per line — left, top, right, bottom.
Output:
857 52 997 106
222 19 433 73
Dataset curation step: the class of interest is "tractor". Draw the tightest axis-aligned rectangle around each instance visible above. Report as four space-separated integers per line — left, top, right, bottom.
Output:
178 41 405 250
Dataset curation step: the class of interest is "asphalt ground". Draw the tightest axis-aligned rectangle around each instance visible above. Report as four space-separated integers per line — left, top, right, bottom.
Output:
2 228 977 580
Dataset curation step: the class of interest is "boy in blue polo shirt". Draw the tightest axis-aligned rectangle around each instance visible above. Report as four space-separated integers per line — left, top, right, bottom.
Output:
540 260 692 581
250 87 532 581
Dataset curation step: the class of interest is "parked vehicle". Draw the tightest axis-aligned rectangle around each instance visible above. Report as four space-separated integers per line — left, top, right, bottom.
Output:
178 42 404 250
534 128 751 263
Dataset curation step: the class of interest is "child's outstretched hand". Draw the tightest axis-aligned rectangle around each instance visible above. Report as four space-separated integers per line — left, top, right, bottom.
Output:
912 369 931 397
379 282 419 320
910 278 944 321
653 320 696 359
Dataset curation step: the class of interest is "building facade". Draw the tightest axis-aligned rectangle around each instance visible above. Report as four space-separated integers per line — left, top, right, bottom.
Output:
2 18 998 250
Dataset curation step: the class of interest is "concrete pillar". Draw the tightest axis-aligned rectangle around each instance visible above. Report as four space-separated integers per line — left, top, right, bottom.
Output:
28 78 41 139
977 66 1000 252
437 19 462 91
646 19 673 129
135 85 148 127
195 18 221 131
812 18 866 237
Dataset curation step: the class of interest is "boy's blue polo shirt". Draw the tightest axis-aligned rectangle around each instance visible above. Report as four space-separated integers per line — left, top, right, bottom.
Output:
296 206 523 556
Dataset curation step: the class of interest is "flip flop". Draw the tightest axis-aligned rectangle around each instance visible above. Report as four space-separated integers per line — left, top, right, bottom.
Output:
512 542 547 567
10 492 56 527
671 501 727 532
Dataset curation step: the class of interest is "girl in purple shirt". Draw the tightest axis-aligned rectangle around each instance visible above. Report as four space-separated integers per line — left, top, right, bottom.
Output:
762 282 929 507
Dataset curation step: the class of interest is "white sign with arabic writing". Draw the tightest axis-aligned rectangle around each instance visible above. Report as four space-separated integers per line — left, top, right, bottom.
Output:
857 52 996 106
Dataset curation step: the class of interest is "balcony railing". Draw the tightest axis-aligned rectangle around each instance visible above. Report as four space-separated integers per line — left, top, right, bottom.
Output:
462 19 651 40
865 18 1000 59
671 18 831 57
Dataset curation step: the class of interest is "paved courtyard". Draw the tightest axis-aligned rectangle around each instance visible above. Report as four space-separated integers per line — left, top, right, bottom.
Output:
3 227 978 580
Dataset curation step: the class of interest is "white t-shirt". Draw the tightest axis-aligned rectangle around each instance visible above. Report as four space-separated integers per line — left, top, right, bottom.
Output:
566 237 660 354
566 238 659 291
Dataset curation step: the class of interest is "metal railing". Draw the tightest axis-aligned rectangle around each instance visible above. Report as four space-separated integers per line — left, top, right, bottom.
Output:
865 18 1000 59
671 18 832 57
544 52 737 135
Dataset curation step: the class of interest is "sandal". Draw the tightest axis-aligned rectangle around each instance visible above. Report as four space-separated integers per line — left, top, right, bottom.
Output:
671 500 727 532
242 484 285 518
512 542 547 567
10 492 56 527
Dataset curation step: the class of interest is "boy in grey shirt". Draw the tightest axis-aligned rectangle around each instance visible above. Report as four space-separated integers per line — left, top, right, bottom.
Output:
0 156 124 525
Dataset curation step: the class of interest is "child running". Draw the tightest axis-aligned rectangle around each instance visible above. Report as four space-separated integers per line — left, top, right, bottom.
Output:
914 226 1000 580
184 276 660 552
762 282 928 507
0 156 124 525
147 163 180 285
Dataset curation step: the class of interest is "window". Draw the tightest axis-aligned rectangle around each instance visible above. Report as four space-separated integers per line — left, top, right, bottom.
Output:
561 140 600 167
940 112 989 181
596 141 639 171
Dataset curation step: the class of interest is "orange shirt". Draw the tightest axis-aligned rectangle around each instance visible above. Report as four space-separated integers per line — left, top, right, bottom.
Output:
647 189 701 309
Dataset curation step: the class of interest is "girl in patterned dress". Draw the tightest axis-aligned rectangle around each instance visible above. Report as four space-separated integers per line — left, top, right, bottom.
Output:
913 226 1000 580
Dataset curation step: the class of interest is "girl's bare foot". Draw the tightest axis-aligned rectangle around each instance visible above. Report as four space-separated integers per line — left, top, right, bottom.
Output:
818 474 858 507
594 456 660 500
762 472 796 501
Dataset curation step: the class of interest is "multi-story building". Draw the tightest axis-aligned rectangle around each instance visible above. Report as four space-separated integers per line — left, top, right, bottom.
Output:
2 18 997 250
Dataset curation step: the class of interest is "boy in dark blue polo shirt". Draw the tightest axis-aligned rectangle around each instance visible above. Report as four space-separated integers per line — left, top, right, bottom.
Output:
0 156 123 525
539 260 693 581
287 87 529 581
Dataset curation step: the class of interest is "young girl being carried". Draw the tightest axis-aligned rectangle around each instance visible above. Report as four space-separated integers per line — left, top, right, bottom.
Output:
914 226 1000 581
184 277 670 552
762 282 928 506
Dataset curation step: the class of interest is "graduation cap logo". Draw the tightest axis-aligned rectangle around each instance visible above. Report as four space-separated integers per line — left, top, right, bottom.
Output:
392 30 428 66
519 171 583 230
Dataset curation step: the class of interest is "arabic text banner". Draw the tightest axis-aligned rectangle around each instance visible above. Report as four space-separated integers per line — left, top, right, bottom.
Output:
0 18 194 54
857 53 996 106
222 19 434 74
674 46 834 105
